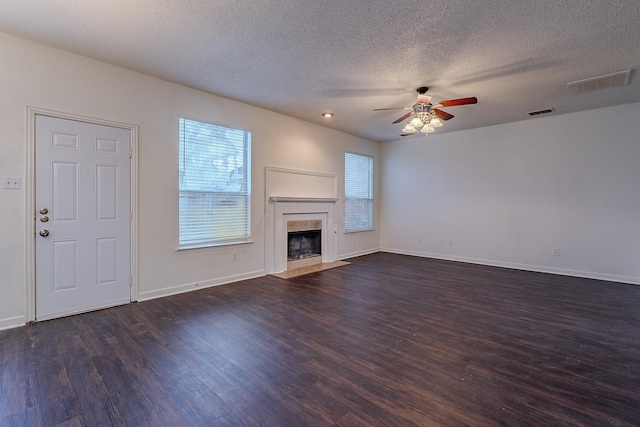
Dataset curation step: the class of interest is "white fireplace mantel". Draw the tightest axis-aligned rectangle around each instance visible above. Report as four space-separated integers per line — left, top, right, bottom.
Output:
264 167 340 274
267 196 338 274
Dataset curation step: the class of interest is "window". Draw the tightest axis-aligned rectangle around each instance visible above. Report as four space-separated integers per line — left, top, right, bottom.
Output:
345 152 373 232
179 118 251 248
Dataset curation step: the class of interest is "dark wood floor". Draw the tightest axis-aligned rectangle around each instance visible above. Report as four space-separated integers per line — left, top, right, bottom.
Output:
2 253 640 426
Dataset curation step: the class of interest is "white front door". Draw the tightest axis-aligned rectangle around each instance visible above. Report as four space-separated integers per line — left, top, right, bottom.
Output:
35 115 131 320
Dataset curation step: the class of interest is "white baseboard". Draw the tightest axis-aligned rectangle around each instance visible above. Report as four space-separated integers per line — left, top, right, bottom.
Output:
380 247 639 286
137 269 267 302
338 247 381 261
0 315 27 331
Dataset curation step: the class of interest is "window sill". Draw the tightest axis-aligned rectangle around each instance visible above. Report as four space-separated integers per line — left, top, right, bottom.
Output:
344 228 374 234
177 239 253 253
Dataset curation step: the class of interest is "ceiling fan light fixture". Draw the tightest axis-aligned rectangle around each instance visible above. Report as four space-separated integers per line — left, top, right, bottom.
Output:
402 124 417 133
429 117 443 127
409 117 423 127
374 87 477 138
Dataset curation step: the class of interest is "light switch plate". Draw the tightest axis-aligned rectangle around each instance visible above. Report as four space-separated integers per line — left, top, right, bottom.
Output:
3 177 21 189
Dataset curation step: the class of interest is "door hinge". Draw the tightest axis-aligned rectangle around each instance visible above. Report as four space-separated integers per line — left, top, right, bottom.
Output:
129 147 132 158
129 211 133 221
129 276 133 287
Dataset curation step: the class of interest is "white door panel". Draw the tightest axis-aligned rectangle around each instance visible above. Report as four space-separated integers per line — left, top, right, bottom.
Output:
51 161 79 221
35 115 131 320
51 240 78 291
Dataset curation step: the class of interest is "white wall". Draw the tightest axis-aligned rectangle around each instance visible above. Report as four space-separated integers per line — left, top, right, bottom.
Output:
381 102 640 284
0 32 380 328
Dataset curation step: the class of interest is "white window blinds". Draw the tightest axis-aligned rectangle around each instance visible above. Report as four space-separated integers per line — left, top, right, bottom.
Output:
345 152 373 231
179 118 251 248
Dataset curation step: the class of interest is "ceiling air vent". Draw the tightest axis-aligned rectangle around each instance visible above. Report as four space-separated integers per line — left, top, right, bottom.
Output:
528 108 555 117
567 70 632 95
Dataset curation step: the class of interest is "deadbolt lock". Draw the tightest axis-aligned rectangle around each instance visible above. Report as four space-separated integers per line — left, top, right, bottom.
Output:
39 208 48 214
41 216 49 223
39 230 50 237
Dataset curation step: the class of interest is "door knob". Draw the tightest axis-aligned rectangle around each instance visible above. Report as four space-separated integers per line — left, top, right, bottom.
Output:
41 216 49 222
39 230 50 237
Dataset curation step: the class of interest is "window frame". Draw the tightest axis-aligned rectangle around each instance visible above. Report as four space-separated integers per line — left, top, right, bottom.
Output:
178 117 252 250
344 151 374 233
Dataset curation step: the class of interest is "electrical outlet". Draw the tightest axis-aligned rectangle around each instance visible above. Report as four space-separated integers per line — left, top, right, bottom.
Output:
232 252 237 261
418 237 423 244
552 248 560 256
3 177 21 189
448 240 453 246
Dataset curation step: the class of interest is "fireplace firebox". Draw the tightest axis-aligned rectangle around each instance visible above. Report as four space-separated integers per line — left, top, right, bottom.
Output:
288 229 321 261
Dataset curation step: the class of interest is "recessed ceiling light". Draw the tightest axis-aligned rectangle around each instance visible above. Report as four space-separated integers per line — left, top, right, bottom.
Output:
321 112 334 118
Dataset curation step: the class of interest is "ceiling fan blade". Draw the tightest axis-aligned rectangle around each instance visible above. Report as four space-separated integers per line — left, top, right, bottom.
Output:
437 97 478 107
392 112 414 124
434 109 454 121
373 107 412 111
400 134 415 137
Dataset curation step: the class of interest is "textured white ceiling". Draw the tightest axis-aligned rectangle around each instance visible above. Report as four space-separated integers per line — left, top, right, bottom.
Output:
1 0 639 142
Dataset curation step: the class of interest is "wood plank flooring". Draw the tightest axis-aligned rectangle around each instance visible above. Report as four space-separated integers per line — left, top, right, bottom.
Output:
1 252 639 426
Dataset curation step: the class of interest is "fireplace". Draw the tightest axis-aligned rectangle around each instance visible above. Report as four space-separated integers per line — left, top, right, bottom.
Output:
287 220 322 270
267 196 337 274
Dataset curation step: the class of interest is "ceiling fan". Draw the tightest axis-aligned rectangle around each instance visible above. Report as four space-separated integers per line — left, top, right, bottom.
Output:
374 87 477 136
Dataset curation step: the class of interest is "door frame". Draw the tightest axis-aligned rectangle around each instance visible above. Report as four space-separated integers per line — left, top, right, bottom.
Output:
25 107 139 322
